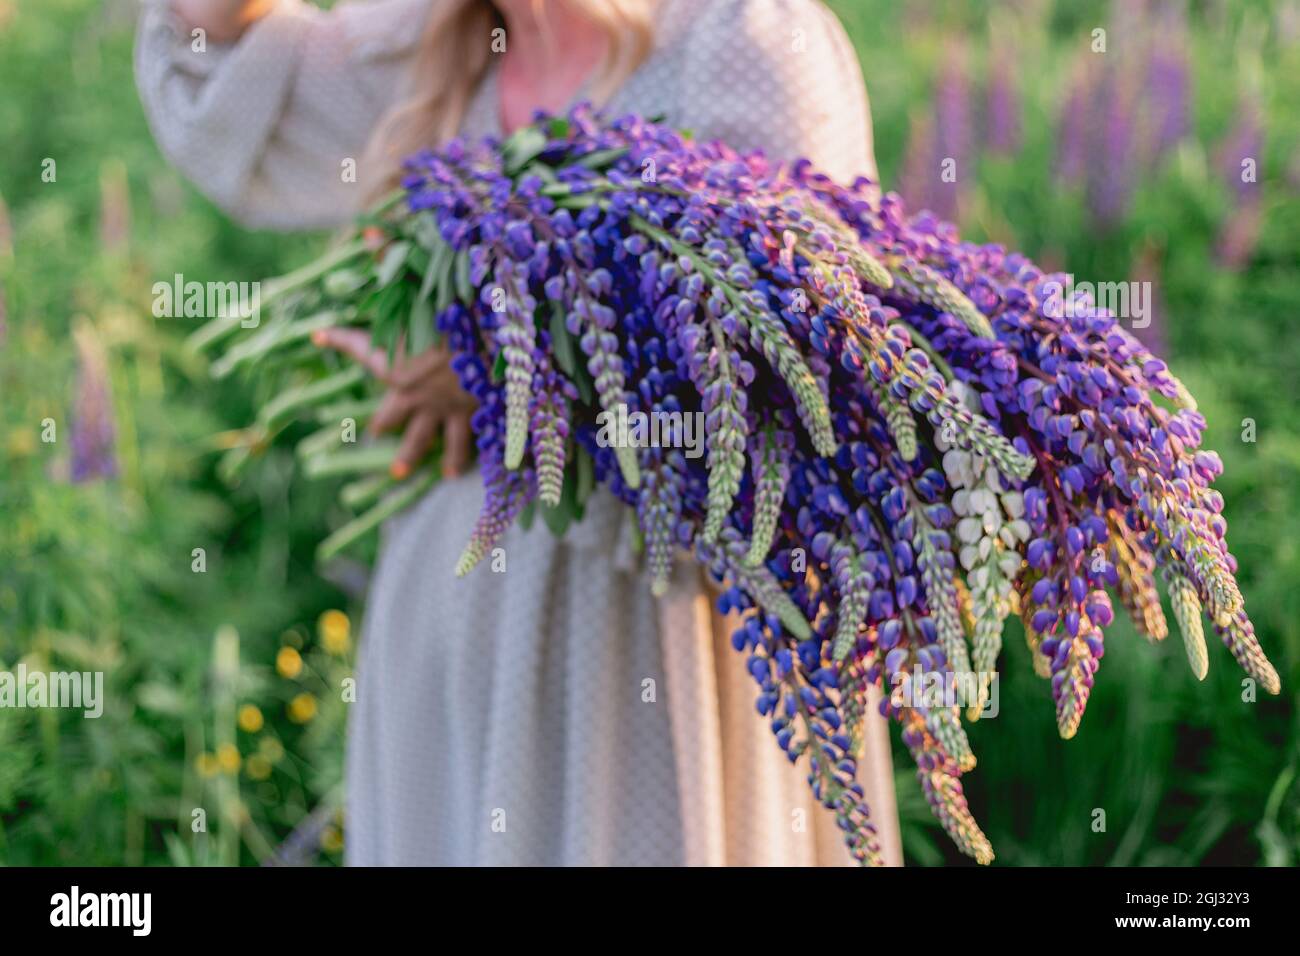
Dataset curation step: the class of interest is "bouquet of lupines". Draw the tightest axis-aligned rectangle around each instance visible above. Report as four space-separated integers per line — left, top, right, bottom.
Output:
192 106 1279 866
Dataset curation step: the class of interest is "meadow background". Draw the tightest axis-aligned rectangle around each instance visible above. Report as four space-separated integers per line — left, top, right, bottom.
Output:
1 0 1297 866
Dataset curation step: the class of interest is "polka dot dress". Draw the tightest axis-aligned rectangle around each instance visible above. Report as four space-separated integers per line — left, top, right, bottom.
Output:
136 0 902 866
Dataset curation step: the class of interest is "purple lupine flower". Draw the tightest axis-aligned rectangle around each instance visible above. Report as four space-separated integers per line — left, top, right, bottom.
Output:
1214 96 1264 268
984 56 1021 155
895 109 938 214
930 46 974 222
1086 67 1140 225
1144 6 1191 163
1055 55 1095 185
1215 198 1264 271
70 328 117 483
894 44 972 224
1215 99 1263 199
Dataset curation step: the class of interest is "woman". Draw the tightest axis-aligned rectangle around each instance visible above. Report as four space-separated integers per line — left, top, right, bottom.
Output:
137 0 902 866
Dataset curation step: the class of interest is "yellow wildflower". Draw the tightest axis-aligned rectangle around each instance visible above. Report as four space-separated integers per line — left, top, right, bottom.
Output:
288 693 317 724
245 754 272 781
276 646 302 679
216 743 241 774
237 704 264 733
321 824 344 853
319 610 351 654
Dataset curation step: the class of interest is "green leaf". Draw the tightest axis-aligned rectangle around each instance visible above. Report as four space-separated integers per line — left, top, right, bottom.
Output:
376 241 411 288
405 243 431 277
217 441 257 484
421 236 449 302
491 350 507 384
301 440 399 480
432 239 457 313
340 472 395 510
423 235 454 303
575 445 595 510
315 395 383 424
453 249 473 304
523 161 560 184
185 313 245 354
408 295 435 355
322 268 371 299
502 125 548 172
411 210 443 251
295 421 350 461
210 310 345 379
549 303 578 376
540 480 574 537
317 467 440 562
258 366 366 431
363 280 413 365
569 347 595 406
541 447 590 535
256 235 368 310
576 147 629 170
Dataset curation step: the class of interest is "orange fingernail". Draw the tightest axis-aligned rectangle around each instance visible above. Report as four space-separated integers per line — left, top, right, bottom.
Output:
390 461 410 480
311 330 328 346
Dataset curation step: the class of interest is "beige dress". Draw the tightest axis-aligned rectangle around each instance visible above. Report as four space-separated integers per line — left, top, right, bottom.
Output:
136 0 902 866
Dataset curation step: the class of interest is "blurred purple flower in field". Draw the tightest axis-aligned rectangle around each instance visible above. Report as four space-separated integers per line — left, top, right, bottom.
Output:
1145 24 1191 162
931 49 973 221
897 44 972 222
1055 57 1094 186
1086 70 1140 226
1215 200 1263 271
985 56 1022 154
1216 99 1262 200
1213 97 1263 269
70 328 117 483
896 109 937 214
1056 3 1194 228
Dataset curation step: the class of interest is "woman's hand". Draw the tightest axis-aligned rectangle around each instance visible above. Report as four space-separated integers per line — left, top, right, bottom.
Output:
311 329 475 480
172 0 277 43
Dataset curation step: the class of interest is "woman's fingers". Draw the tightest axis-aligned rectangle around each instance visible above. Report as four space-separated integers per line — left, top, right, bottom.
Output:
312 329 473 480
312 327 392 381
369 389 414 435
442 412 472 478
388 344 449 389
390 409 440 480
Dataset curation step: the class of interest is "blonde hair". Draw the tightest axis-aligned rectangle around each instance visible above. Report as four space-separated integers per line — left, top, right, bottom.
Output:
363 0 655 198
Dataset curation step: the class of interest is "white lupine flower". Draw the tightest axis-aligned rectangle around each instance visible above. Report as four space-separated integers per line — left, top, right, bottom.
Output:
935 384 1026 719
